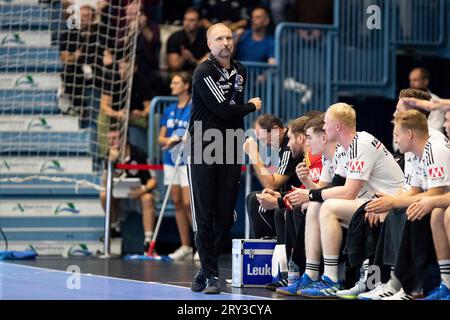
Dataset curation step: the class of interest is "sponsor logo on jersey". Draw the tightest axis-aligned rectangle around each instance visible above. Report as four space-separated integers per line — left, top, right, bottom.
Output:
309 167 321 181
349 160 365 173
428 167 445 180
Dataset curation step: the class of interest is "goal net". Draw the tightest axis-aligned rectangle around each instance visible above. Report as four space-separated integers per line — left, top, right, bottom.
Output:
0 0 141 192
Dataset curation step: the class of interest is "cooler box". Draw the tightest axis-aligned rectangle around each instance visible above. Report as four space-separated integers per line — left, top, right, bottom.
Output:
232 239 277 287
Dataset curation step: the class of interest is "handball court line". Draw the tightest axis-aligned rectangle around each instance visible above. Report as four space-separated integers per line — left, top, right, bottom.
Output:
0 262 272 300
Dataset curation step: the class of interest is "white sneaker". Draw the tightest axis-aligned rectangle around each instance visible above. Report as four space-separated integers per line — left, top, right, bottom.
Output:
335 278 367 299
193 251 200 262
382 289 415 300
358 280 399 300
168 246 193 261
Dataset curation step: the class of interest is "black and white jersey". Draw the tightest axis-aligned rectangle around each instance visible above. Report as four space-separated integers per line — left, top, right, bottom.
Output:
276 129 301 192
320 144 347 183
410 136 450 191
344 131 404 200
188 54 255 155
403 127 446 191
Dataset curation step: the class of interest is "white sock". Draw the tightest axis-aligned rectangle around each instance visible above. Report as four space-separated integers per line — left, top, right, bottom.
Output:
144 231 153 242
439 259 450 288
360 259 369 281
305 259 320 281
323 255 339 283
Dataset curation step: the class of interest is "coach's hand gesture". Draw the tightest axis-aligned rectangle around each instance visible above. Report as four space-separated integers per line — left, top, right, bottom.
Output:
248 97 262 111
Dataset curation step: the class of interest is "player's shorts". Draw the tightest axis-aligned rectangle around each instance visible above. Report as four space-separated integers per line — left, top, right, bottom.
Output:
163 164 189 187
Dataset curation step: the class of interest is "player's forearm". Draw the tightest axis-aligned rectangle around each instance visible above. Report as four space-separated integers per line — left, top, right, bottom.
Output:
301 178 320 190
432 193 450 208
322 185 358 200
394 188 445 208
253 162 277 189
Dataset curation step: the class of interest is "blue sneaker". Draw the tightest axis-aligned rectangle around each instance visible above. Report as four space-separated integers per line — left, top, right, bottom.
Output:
276 274 316 296
422 282 450 300
298 275 343 299
442 294 450 300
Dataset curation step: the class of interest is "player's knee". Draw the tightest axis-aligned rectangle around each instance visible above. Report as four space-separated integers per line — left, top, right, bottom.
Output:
183 201 191 213
141 193 153 205
444 208 450 230
319 200 336 221
430 208 445 232
100 191 106 201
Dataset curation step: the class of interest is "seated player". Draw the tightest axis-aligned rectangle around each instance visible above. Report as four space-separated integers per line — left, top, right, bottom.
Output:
100 127 157 254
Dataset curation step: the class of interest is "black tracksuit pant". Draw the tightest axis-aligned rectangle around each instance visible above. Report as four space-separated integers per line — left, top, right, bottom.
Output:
187 162 241 278
246 191 276 239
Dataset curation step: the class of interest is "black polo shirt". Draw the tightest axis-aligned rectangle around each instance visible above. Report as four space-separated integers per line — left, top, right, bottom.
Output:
166 27 209 71
107 144 155 185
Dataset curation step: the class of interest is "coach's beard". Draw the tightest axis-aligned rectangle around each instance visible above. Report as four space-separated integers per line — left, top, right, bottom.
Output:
218 47 231 58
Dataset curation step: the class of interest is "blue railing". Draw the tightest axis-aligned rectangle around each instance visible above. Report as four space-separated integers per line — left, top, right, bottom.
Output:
275 22 335 119
334 0 390 86
392 0 445 46
242 61 278 128
147 96 178 164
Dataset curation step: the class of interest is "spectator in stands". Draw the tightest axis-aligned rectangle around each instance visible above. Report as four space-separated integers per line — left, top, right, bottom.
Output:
135 9 161 76
199 0 249 32
100 127 157 255
408 67 445 132
158 72 196 261
59 1 99 121
166 7 209 73
98 58 148 155
234 6 275 64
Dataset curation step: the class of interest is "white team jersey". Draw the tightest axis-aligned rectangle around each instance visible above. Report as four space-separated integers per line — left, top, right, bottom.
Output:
403 128 447 190
345 131 404 200
319 144 347 183
410 136 450 191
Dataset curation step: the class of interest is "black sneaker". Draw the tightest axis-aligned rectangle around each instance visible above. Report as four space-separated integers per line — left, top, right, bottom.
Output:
190 270 207 292
143 240 150 255
203 276 220 294
110 228 122 238
264 278 288 291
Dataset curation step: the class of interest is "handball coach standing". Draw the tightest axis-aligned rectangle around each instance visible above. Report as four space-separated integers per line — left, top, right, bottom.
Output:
187 23 262 294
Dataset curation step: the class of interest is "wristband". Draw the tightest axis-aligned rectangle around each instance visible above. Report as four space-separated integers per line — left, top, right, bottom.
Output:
277 197 286 209
309 189 324 203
